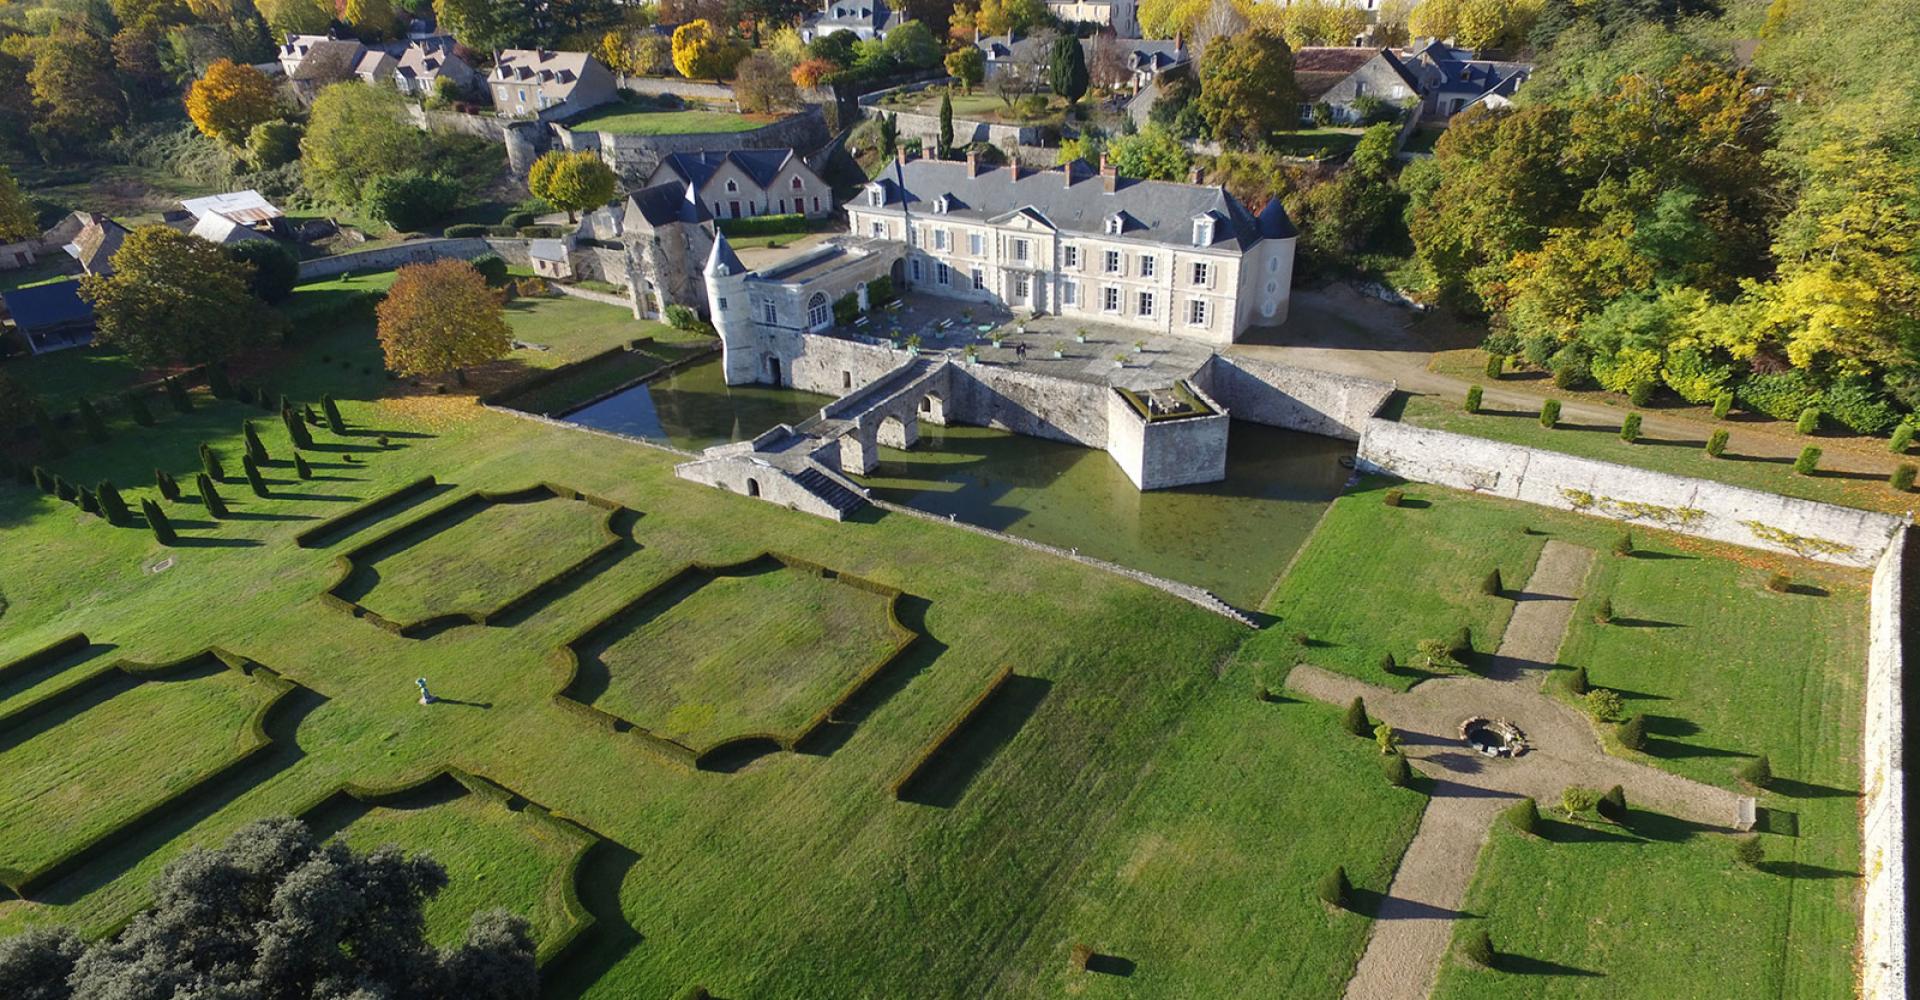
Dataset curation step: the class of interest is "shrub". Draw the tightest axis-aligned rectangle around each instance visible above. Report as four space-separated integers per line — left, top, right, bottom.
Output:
1619 413 1641 443
1539 399 1560 428
198 473 228 518
1383 488 1404 507
1379 652 1397 675
32 465 53 494
1615 714 1647 752
1598 784 1628 822
1766 572 1790 593
322 395 347 434
295 453 313 480
1592 597 1613 624
1612 532 1633 558
1794 445 1821 476
1738 369 1822 421
1381 751 1411 786
1795 406 1821 435
207 364 234 398
1461 927 1494 968
142 498 176 545
55 476 77 502
444 224 488 238
1464 385 1482 413
1733 835 1765 867
1712 389 1734 420
664 304 701 331
1660 346 1732 404
518 225 564 239
1561 785 1598 817
1706 428 1729 458
1374 721 1400 755
123 390 155 427
1564 664 1589 695
1584 688 1623 722
156 469 181 502
502 211 535 229
1892 423 1915 454
469 253 510 288
1894 464 1916 492
1738 754 1772 787
377 435 391 449
1254 683 1270 702
200 443 224 481
1505 796 1538 835
1343 696 1370 737
1316 865 1351 907
79 487 99 513
1069 943 1092 971
1483 353 1503 379
716 213 811 238
96 480 130 525
243 455 268 497
1481 567 1502 596
78 399 109 444
1824 378 1901 434
1417 638 1459 670
1447 626 1471 657
233 385 256 406
165 377 192 413
281 406 313 449
243 421 269 463
32 406 67 458
1550 358 1586 389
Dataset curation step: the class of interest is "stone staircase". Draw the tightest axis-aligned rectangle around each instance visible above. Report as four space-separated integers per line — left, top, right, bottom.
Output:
791 466 865 516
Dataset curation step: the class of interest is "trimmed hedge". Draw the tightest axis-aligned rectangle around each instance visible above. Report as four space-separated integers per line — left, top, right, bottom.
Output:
716 213 811 238
294 475 440 548
890 665 1016 801
443 223 488 238
0 633 94 693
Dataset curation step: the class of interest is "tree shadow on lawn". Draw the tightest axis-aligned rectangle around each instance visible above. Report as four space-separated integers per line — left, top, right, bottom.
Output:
1536 817 1642 845
1623 549 1696 561
1085 953 1136 977
1641 736 1747 760
1641 713 1696 735
1756 859 1860 880
1348 886 1477 921
1766 776 1859 800
1812 468 1889 482
172 535 262 548
1609 616 1686 628
1422 776 1518 800
797 595 944 757
1493 952 1605 978
221 510 319 522
1618 809 1721 844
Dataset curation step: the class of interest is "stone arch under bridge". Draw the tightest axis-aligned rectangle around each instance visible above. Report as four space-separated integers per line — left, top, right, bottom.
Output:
836 358 953 476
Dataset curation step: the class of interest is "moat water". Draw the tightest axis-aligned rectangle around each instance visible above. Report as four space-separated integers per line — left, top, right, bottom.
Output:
561 358 832 451
856 422 1350 607
566 358 1352 606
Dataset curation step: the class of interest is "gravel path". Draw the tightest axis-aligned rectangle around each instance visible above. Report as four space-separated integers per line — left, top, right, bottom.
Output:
1295 542 1746 1000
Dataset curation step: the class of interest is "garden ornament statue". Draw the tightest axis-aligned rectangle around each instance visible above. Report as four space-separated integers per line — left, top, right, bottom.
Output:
416 677 435 705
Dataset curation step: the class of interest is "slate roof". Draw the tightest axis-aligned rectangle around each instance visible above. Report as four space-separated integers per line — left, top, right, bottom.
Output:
655 149 801 192
622 181 714 229
1291 47 1417 102
810 0 899 32
489 49 601 99
63 215 129 276
2 280 94 331
865 159 1291 250
706 231 745 276
289 38 366 82
529 238 568 263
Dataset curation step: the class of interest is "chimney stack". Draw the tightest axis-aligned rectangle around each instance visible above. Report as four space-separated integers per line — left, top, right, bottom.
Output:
1188 164 1203 185
1100 152 1117 193
1174 31 1183 52
967 150 979 178
1010 156 1022 181
896 146 907 168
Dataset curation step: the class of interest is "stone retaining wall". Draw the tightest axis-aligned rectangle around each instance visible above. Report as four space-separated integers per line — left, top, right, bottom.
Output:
859 80 1047 147
1356 420 1905 567
552 283 633 308
296 238 495 280
1197 355 1394 441
1863 528 1910 999
616 76 736 102
554 108 831 180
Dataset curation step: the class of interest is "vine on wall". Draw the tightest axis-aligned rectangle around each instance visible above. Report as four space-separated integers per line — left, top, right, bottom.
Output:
1560 488 1708 527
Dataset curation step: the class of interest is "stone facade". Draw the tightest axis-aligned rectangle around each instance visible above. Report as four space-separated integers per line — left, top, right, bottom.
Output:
646 150 834 221
294 237 497 281
555 108 831 182
1105 384 1229 490
1194 354 1393 440
1356 420 1906 567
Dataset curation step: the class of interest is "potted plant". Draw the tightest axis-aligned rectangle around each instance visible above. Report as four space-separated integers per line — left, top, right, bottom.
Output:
1133 339 1146 353
990 330 1005 347
1113 353 1126 368
905 334 922 355
1075 328 1088 344
966 344 980 366
1051 347 1064 359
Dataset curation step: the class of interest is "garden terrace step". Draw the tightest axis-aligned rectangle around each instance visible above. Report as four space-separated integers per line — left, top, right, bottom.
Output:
792 467 865 515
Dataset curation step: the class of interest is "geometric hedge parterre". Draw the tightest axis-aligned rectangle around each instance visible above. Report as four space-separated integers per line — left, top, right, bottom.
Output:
553 553 922 770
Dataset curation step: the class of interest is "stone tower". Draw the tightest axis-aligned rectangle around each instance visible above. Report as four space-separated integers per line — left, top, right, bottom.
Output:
705 232 756 386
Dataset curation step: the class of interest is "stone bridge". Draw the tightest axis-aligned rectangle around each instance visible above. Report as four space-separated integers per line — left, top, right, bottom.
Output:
814 355 954 475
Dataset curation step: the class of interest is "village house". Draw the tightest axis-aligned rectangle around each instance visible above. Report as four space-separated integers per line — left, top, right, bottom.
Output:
488 49 618 120
977 32 1188 86
644 150 834 221
1 281 95 356
56 213 130 277
843 152 1297 344
1403 38 1531 117
798 0 903 44
1045 0 1140 37
1292 46 1422 123
180 191 287 245
278 33 473 104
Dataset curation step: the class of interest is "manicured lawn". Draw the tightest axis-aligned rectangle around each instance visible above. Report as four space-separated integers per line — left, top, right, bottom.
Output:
495 350 671 416
343 493 614 625
1272 127 1366 159
330 789 593 952
0 664 271 877
563 106 770 135
1246 478 1548 690
1 347 149 413
582 562 907 750
1394 387 1913 516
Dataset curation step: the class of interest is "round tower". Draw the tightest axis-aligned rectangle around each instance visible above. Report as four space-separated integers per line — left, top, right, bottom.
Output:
705 231 756 386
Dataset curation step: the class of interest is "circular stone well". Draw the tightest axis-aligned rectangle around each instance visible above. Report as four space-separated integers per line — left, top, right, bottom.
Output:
1460 717 1528 758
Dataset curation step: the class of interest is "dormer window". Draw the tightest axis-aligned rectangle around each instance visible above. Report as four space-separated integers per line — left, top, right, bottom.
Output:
725 179 738 192
1105 214 1123 235
1192 216 1215 246
867 186 884 207
933 195 949 214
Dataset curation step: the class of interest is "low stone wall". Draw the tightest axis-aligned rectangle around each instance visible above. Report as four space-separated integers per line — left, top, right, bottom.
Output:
617 76 736 102
569 246 632 289
859 80 1047 147
944 361 1110 447
1196 354 1394 441
674 454 855 520
555 108 831 181
1863 528 1910 1000
552 284 632 308
1357 420 1905 567
296 238 495 280
404 105 511 141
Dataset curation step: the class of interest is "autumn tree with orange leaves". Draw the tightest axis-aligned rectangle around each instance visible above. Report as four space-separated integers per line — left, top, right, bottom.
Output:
185 59 279 145
375 259 512 382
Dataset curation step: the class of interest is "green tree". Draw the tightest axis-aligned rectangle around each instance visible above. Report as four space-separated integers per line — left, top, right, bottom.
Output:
1342 696 1369 737
363 171 461 232
1193 26 1298 147
1048 33 1088 107
0 817 537 998
343 0 396 40
432 0 522 50
937 90 954 159
0 164 35 243
301 83 424 207
526 150 617 223
29 28 127 150
375 259 513 379
225 240 299 304
141 498 177 544
1107 124 1192 181
945 47 984 94
79 227 281 367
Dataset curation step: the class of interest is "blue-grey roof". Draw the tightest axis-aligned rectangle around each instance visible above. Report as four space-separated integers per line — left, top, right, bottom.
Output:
706 231 745 275
2 280 94 331
529 238 567 262
657 149 800 192
868 158 1291 250
624 180 713 228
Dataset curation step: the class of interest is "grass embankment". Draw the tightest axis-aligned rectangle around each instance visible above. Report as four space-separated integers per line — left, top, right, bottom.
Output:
1263 481 1866 999
563 106 769 135
0 298 1417 996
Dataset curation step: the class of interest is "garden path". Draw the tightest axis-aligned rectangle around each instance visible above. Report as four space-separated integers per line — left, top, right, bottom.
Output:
1293 541 1746 1000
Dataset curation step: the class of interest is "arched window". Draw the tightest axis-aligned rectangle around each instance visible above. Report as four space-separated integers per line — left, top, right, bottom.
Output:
807 292 830 328
791 176 804 189
725 179 738 192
